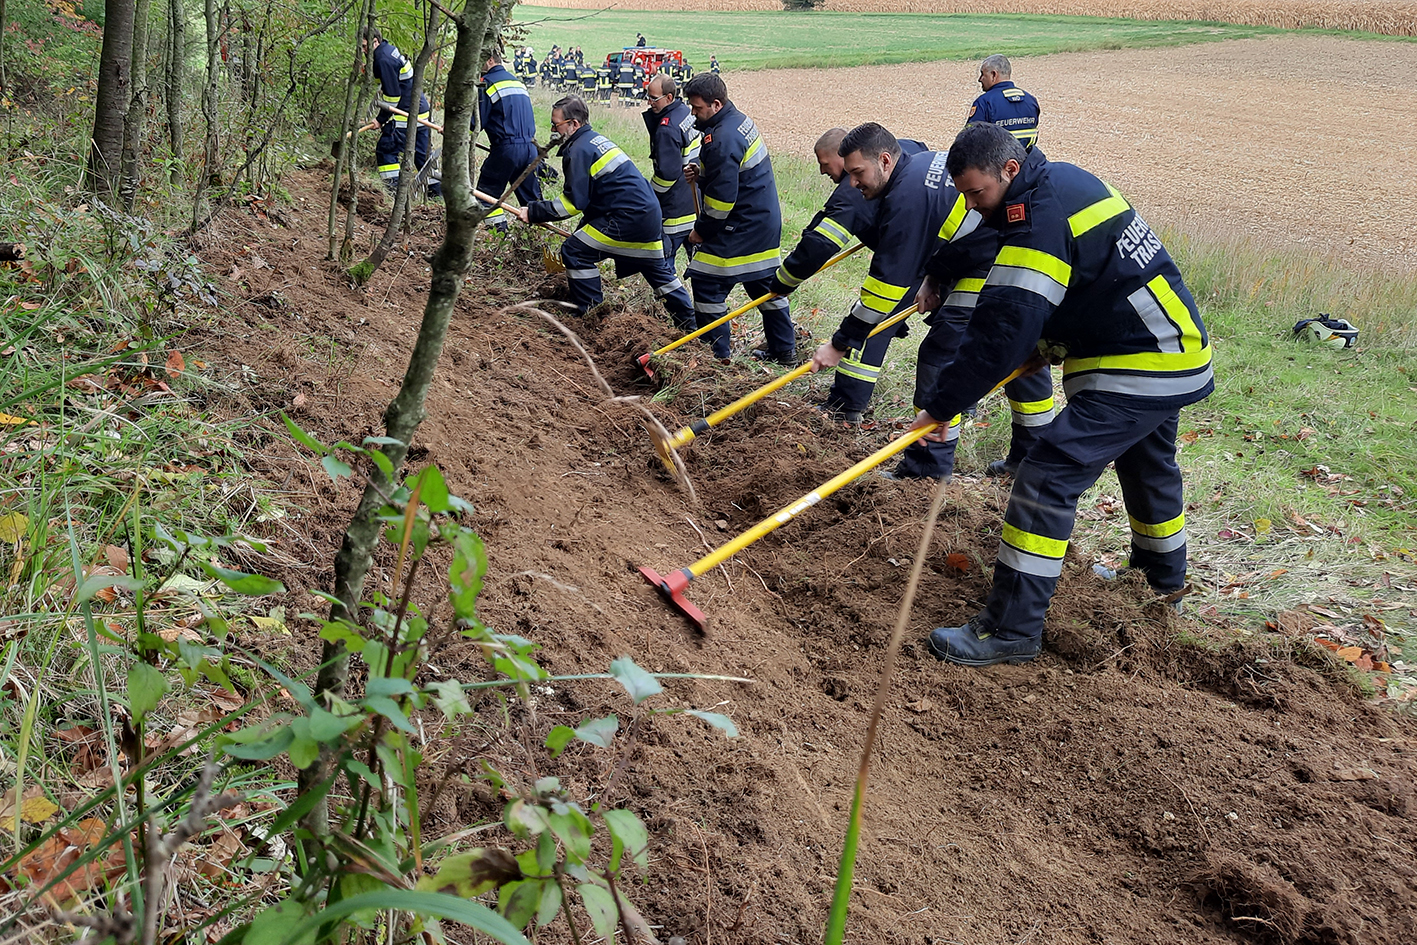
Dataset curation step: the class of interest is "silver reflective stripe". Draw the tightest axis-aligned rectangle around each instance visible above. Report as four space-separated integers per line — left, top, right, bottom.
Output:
838 358 880 380
703 204 731 220
682 143 701 163
566 267 600 280
950 209 982 241
996 543 1065 578
741 145 768 170
573 228 662 260
490 85 530 100
379 168 400 179
695 300 728 315
650 178 672 194
1062 362 1214 398
987 265 1067 305
687 256 779 277
848 301 889 325
592 152 629 177
662 217 695 234
942 424 961 443
1132 528 1187 553
1127 285 1183 353
654 278 685 296
944 290 979 309
550 196 574 217
1012 409 1053 427
761 297 790 312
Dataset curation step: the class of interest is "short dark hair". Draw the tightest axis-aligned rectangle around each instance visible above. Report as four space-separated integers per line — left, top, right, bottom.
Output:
839 122 900 162
486 48 504 64
553 95 590 124
358 25 383 44
946 122 1026 179
683 73 727 105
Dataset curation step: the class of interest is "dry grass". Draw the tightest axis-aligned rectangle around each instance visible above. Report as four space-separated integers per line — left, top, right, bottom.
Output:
529 0 1417 37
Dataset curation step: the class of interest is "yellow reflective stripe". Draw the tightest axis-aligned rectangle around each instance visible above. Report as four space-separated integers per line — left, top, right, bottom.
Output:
1001 523 1068 559
581 224 662 253
664 212 696 227
775 265 806 288
1064 344 1212 375
952 276 986 293
1147 274 1204 353
381 93 401 105
739 136 762 167
857 291 896 315
377 163 401 173
994 245 1072 287
487 80 525 94
938 194 968 241
704 195 734 212
1068 185 1129 238
862 276 907 302
1129 513 1185 539
1007 397 1054 414
589 147 626 176
691 248 779 268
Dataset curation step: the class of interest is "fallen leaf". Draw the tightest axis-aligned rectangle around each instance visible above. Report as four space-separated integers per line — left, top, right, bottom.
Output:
291 392 306 408
1179 430 1199 445
197 828 247 881
944 552 971 573
0 511 28 542
1269 569 1288 579
165 350 185 379
0 411 32 425
1335 646 1363 662
206 688 244 713
103 544 130 571
1254 518 1272 535
1354 654 1374 672
905 698 934 714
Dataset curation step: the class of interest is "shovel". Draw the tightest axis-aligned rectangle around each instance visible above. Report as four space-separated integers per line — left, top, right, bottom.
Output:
472 187 571 273
638 365 1027 631
649 307 916 475
636 241 866 377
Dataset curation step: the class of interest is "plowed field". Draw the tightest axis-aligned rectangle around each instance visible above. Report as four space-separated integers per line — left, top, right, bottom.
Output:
729 34 1417 271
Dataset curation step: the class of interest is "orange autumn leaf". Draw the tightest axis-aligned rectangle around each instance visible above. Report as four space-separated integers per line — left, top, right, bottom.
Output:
944 553 971 573
165 350 185 379
1335 646 1363 662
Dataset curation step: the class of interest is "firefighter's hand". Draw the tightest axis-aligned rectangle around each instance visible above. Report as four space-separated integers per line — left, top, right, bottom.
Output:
1018 349 1051 377
505 205 529 224
809 341 846 373
682 163 700 185
914 274 941 313
687 229 703 245
906 409 952 442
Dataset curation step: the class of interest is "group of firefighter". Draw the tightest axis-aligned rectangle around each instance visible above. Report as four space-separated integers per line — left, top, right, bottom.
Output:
369 33 1211 669
508 43 697 106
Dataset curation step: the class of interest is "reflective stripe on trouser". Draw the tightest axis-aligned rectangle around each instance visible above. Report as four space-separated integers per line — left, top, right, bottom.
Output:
1002 368 1055 466
560 235 694 329
689 273 794 360
825 319 908 414
476 140 544 211
975 391 1190 643
376 121 432 192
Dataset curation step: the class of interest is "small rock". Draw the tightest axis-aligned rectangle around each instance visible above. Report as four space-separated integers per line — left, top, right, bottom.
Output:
1023 694 1038 704
905 698 934 714
1225 811 1239 822
1332 764 1379 782
1163 811 1176 821
714 519 729 531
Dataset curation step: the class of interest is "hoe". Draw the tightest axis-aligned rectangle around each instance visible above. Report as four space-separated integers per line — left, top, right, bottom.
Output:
638 366 1026 630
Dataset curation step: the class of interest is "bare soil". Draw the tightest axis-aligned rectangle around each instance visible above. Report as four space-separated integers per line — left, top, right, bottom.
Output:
192 170 1416 945
729 35 1417 272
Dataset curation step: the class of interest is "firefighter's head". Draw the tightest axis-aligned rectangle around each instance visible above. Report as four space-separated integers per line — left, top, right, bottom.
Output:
358 26 383 56
550 96 590 145
813 128 848 183
683 74 728 124
979 54 1011 92
840 122 902 201
646 75 677 114
484 49 505 72
946 122 1025 218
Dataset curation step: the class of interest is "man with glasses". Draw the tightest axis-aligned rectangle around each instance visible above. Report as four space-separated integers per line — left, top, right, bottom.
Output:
506 96 695 329
642 74 701 266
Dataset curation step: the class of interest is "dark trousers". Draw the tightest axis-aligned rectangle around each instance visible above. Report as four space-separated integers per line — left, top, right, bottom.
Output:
689 273 794 360
476 140 544 225
376 119 431 192
825 319 908 415
561 235 695 330
663 228 691 268
977 391 1189 642
1001 369 1056 466
894 304 971 479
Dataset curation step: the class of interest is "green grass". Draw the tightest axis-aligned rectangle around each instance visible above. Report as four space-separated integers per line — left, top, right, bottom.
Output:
517 7 1292 71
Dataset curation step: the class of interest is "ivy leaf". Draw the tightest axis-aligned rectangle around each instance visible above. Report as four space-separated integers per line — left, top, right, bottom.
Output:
686 710 739 738
127 663 169 719
609 656 661 705
544 725 576 757
574 714 618 748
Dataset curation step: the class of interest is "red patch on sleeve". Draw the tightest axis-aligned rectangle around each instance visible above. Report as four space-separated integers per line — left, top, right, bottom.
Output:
661 115 670 125
1006 203 1026 224
703 133 712 144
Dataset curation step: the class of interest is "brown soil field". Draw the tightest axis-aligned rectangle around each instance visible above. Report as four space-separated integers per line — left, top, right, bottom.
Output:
728 34 1417 272
189 169 1417 945
533 0 1417 36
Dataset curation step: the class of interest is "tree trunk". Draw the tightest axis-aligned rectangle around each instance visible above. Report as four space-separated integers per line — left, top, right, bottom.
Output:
120 0 154 210
338 0 377 264
0 0 9 97
87 0 138 197
166 0 184 183
190 0 219 230
325 0 373 261
299 0 500 843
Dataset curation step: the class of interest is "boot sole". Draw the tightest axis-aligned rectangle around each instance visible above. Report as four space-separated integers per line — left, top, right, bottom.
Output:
925 636 1039 666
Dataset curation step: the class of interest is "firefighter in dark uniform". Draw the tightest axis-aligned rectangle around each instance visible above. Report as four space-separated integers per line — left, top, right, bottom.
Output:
910 122 1213 667
361 26 434 195
510 96 695 330
596 65 613 102
709 55 721 74
771 127 926 422
539 56 554 89
476 51 541 230
806 123 995 482
561 57 578 91
969 53 1051 475
681 73 793 363
643 74 701 265
579 63 597 97
616 59 636 103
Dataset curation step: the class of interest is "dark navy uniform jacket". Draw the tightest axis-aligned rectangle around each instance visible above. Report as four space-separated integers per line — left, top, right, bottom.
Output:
968 80 1040 149
478 64 536 145
772 138 926 296
686 100 783 280
923 147 1213 425
372 41 430 124
642 98 701 236
526 124 665 256
831 149 992 353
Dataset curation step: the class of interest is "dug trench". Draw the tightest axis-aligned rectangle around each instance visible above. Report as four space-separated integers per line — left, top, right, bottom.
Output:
189 171 1416 945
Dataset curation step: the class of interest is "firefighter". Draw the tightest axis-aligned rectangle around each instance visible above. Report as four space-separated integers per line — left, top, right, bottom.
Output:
508 96 695 330
580 62 597 98
539 56 554 89
596 65 614 103
911 122 1213 667
681 73 793 363
560 57 578 91
636 32 647 47
805 123 996 483
360 26 435 196
475 50 542 230
968 54 1040 150
616 59 636 104
709 55 721 74
642 74 700 265
771 127 926 422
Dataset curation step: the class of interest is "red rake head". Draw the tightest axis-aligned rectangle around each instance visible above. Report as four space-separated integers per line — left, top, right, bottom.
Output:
636 351 655 379
637 565 707 632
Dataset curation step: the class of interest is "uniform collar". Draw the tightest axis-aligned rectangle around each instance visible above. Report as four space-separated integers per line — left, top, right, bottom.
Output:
696 99 738 132
990 80 1016 92
559 123 594 155
483 63 512 80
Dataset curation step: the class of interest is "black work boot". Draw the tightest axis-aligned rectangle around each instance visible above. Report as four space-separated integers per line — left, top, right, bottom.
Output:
926 619 1040 667
882 440 953 481
985 458 1018 477
751 348 797 366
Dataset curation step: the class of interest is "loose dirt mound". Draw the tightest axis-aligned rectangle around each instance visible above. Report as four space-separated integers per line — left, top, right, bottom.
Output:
192 172 1416 944
728 35 1417 272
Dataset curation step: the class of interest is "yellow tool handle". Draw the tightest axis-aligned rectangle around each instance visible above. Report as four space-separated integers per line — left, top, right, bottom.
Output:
683 365 1028 579
473 188 574 239
380 103 444 134
649 241 868 360
667 307 915 451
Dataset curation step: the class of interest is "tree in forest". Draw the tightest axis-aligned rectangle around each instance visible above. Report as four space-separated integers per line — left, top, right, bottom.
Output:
120 0 154 208
87 0 137 196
